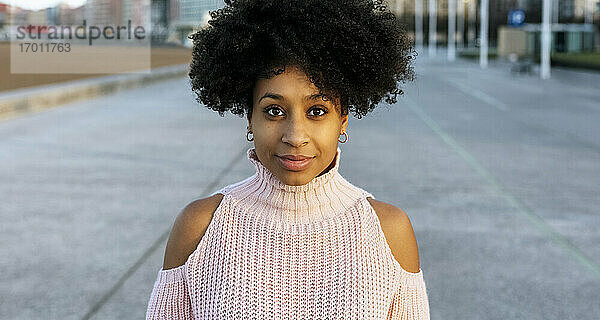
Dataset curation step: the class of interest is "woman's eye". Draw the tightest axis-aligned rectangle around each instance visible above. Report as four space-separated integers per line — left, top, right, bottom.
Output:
265 106 284 117
264 106 327 117
309 107 327 117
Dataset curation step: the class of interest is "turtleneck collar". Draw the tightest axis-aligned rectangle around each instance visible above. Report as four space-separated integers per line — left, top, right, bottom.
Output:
220 146 372 226
247 147 341 193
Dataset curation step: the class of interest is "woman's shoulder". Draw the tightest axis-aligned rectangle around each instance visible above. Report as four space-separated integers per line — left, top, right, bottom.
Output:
366 197 421 273
161 193 225 270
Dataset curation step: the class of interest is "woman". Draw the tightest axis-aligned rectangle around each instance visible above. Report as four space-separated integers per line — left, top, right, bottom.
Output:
146 0 430 318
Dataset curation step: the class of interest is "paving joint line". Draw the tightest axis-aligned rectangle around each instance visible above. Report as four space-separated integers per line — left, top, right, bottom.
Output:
403 94 600 280
433 75 600 155
442 78 509 111
80 145 249 320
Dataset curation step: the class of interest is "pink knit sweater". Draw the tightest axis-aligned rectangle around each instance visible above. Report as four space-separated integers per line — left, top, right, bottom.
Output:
146 147 430 319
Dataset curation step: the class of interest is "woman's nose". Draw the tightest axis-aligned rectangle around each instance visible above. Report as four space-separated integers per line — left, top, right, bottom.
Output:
281 118 309 147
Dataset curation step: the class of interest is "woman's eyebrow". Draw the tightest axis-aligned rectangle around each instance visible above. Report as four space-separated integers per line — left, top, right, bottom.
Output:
259 92 283 102
305 93 326 101
258 92 326 103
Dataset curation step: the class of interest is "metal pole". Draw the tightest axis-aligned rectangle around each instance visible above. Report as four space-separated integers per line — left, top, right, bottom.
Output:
448 0 456 61
584 0 592 25
468 0 476 48
541 0 552 79
457 0 465 50
479 0 488 68
415 0 424 54
553 0 559 24
395 0 404 15
429 0 437 57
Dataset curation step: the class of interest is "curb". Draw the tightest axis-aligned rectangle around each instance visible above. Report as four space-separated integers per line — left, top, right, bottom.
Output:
0 64 189 122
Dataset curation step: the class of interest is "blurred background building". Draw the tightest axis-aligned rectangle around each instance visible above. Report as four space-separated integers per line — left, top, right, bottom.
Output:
387 0 599 48
0 0 598 50
169 0 225 46
0 0 225 45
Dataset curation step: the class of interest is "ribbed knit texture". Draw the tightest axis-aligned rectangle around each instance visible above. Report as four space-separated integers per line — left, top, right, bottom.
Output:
146 147 430 319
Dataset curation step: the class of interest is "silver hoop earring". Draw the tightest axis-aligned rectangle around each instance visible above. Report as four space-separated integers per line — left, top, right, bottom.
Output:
246 131 254 141
338 131 348 143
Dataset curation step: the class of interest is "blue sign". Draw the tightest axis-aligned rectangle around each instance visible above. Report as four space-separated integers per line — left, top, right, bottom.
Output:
508 9 525 27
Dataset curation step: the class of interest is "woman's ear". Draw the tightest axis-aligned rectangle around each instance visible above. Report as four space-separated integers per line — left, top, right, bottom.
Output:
341 113 349 133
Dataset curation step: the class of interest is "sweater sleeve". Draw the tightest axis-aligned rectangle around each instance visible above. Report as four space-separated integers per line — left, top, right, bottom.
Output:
387 267 431 320
145 264 194 320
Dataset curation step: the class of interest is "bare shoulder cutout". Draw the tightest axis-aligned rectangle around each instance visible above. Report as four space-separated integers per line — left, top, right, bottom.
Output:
366 197 421 273
162 193 225 270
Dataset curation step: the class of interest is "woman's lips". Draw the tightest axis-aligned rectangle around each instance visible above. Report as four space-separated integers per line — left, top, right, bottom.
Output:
276 155 315 171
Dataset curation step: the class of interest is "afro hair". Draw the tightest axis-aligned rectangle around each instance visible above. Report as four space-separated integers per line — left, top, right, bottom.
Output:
188 0 416 119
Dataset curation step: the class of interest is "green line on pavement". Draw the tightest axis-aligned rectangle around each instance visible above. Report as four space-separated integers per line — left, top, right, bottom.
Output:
81 146 248 320
403 94 600 279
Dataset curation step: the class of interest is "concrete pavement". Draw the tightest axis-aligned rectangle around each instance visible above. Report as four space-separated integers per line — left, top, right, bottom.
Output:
1 56 599 319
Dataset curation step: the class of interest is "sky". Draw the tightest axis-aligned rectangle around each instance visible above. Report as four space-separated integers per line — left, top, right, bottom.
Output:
8 0 86 10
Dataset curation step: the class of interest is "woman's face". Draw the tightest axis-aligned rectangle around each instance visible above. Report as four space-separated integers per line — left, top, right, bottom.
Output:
248 65 349 186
